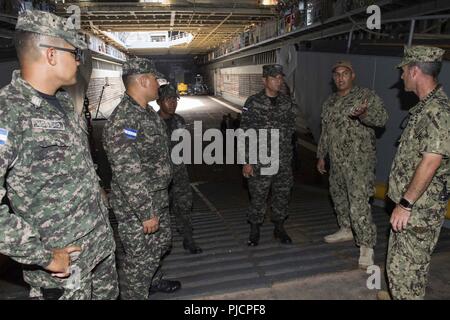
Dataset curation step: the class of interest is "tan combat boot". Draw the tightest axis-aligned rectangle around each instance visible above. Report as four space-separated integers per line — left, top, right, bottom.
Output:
324 228 353 243
376 290 392 300
358 246 374 269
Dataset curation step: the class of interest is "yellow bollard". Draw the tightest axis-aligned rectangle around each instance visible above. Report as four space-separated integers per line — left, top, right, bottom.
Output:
374 182 387 200
447 202 450 220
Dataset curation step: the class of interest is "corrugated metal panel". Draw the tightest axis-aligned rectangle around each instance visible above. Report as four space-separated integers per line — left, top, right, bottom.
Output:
147 182 450 299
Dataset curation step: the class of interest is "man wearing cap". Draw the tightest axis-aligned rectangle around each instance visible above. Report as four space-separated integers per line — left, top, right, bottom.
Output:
240 64 296 246
103 57 181 299
0 10 118 299
317 60 388 268
157 84 202 254
381 46 449 300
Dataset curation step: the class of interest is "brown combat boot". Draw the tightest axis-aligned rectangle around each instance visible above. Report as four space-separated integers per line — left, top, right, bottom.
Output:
324 228 353 243
358 246 374 269
376 290 392 300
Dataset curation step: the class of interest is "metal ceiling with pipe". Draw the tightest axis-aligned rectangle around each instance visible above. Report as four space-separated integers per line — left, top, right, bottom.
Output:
55 0 277 55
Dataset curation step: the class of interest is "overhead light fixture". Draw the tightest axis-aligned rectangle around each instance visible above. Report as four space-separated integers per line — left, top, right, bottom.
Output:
260 0 277 5
139 0 167 3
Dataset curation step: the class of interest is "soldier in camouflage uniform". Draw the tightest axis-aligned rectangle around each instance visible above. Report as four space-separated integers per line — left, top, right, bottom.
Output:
317 60 388 268
0 10 118 300
380 46 449 300
103 57 181 300
241 64 296 246
157 84 202 254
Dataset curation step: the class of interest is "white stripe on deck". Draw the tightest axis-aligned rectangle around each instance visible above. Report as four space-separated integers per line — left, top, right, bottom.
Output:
209 97 242 113
297 138 318 153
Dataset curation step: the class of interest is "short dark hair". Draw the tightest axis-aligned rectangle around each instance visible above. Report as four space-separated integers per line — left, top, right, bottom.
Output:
409 62 442 78
14 30 41 64
122 74 139 88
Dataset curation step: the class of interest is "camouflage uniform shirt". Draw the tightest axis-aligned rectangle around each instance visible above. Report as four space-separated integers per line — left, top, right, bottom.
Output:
103 94 173 221
0 71 115 284
162 113 186 173
240 90 296 170
388 86 450 205
317 86 388 163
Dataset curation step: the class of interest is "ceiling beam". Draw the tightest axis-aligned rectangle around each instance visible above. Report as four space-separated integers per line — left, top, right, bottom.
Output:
80 15 270 20
81 18 258 24
207 0 450 64
81 22 257 27
56 3 274 16
72 12 273 17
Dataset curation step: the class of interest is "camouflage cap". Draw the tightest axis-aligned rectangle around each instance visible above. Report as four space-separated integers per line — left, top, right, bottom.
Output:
122 57 165 78
15 10 87 50
397 45 445 68
158 84 179 100
332 60 354 73
263 64 285 77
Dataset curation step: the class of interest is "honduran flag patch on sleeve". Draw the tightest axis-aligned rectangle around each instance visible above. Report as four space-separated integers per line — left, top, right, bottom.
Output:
124 128 138 140
0 128 8 145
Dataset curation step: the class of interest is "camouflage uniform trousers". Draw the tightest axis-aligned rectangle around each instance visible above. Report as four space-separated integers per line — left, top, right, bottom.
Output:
169 166 194 236
247 163 293 224
386 199 447 300
61 253 118 300
115 207 172 300
29 253 119 300
28 220 119 300
329 162 377 248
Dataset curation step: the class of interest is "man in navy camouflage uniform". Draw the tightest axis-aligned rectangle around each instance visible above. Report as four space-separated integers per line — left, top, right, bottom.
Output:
378 46 450 300
317 60 388 268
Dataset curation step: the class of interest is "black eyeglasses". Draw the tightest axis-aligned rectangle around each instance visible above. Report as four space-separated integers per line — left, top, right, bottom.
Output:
39 44 84 62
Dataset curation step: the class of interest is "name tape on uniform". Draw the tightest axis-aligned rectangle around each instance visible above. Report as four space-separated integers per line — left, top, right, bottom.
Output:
124 128 138 140
0 128 8 145
32 118 65 131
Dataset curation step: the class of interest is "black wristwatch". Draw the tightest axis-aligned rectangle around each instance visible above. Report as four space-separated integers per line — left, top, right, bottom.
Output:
399 197 414 211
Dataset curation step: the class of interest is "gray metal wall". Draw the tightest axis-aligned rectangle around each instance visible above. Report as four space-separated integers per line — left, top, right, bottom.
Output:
294 51 450 184
0 60 19 88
